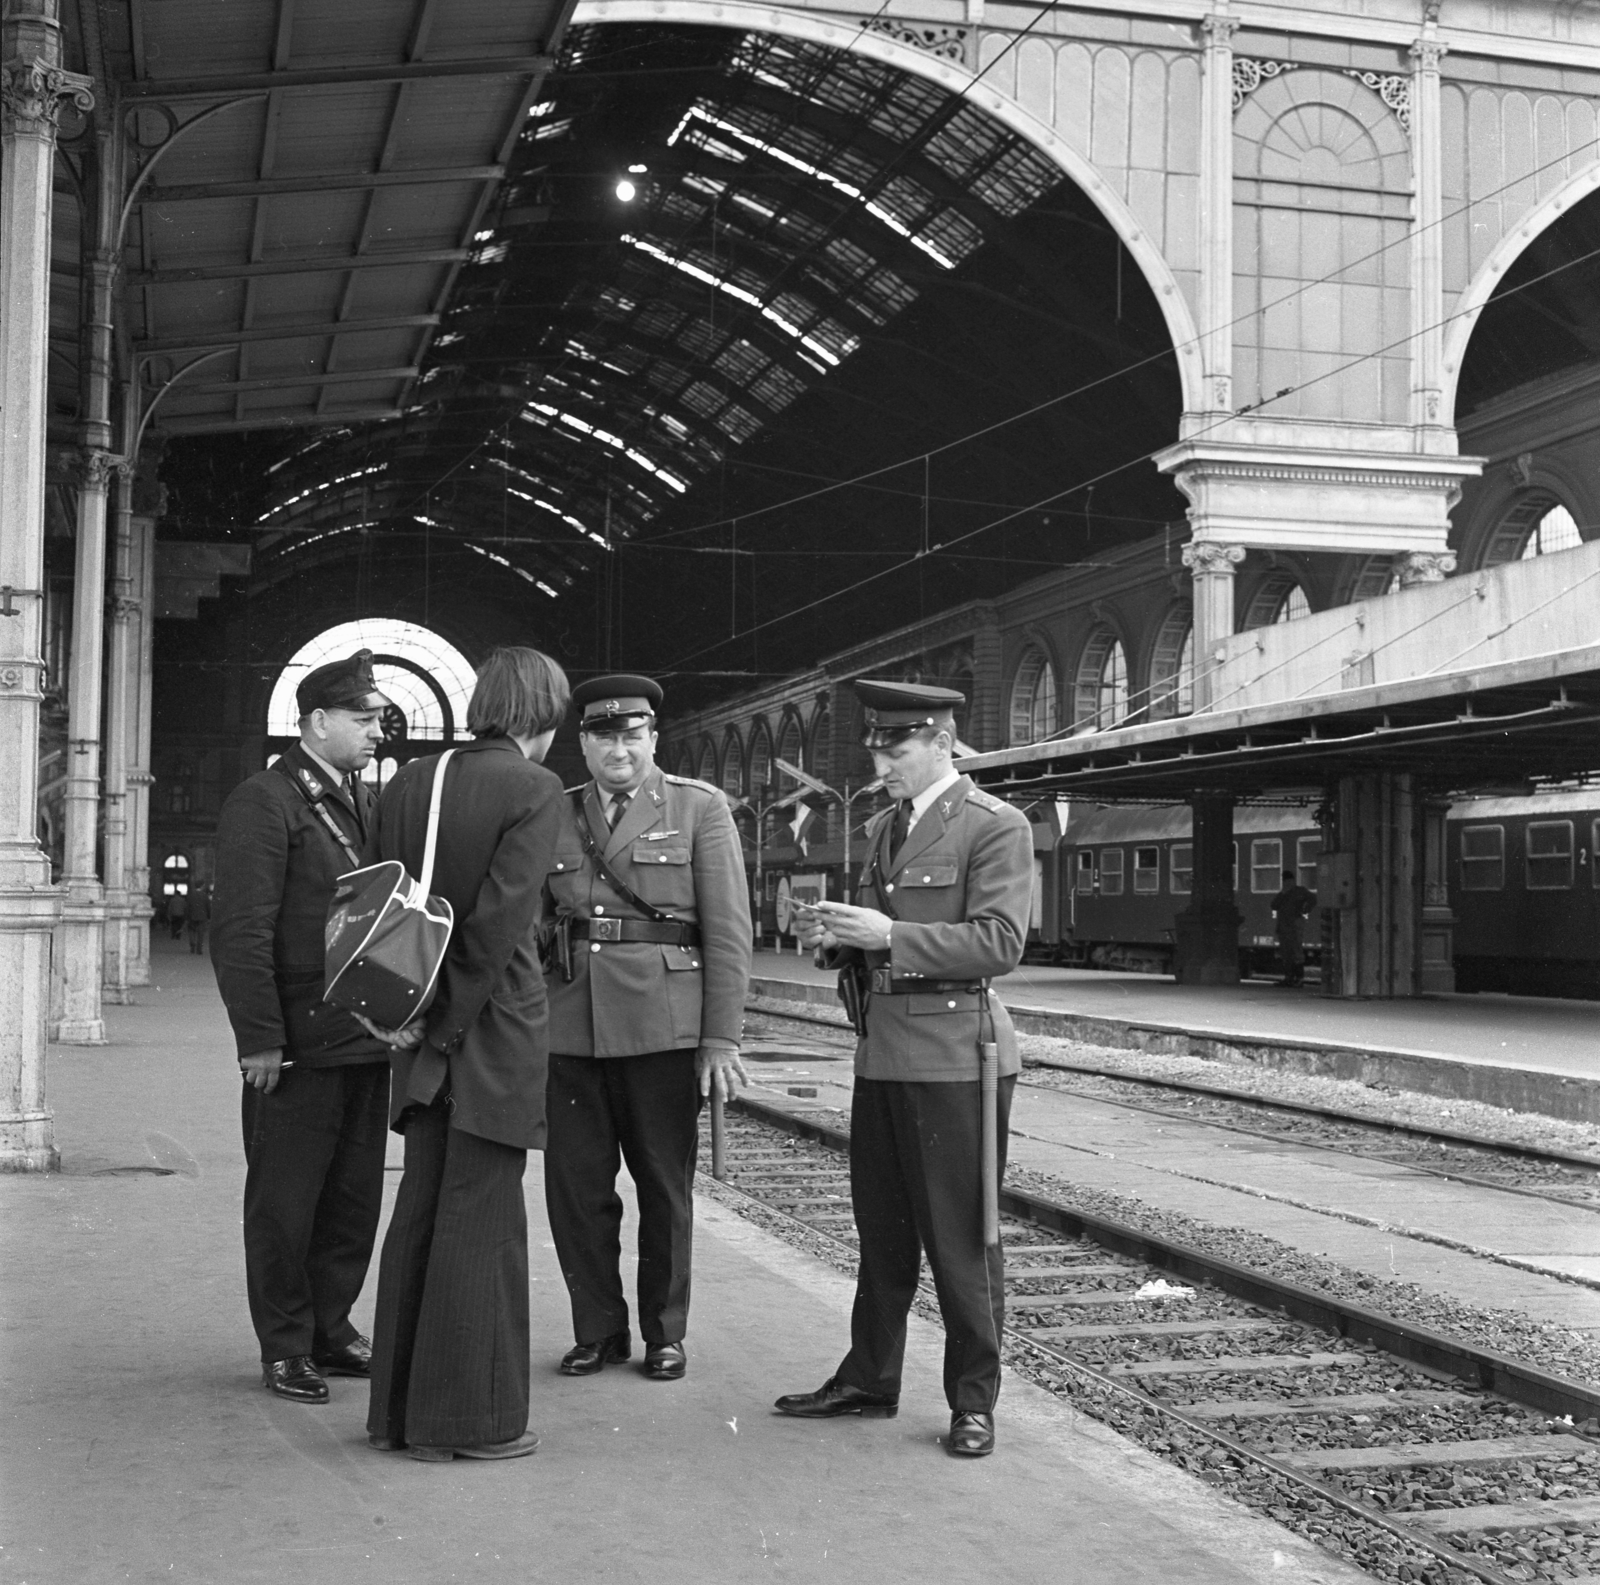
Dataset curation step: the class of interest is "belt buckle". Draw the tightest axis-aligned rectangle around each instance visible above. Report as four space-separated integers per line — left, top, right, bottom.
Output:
590 916 621 942
869 967 893 995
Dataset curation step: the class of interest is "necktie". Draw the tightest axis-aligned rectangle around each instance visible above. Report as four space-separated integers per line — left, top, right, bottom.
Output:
607 791 631 833
889 799 910 861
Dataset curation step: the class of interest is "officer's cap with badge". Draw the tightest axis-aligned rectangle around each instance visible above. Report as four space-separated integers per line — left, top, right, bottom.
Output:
573 673 664 734
296 649 389 717
855 677 965 749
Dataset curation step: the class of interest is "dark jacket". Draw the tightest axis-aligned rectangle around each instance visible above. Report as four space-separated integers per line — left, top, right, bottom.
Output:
363 735 564 1149
211 742 388 1067
544 768 752 1058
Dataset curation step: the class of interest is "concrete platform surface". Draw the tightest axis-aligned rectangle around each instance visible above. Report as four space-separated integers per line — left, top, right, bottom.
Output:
0 943 1368 1585
750 952 1600 1120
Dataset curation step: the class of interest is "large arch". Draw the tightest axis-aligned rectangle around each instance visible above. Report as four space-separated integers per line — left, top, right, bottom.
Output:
572 0 1204 412
1440 158 1600 425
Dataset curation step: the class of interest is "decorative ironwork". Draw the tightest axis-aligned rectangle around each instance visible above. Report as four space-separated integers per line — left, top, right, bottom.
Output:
1344 69 1411 131
862 20 968 63
1231 58 1298 111
0 58 93 138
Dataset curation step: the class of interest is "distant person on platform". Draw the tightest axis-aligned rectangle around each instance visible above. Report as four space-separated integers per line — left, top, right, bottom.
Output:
541 674 751 1384
186 882 211 955
1271 868 1317 987
778 679 1032 1459
362 647 567 1464
167 886 187 940
210 650 391 1405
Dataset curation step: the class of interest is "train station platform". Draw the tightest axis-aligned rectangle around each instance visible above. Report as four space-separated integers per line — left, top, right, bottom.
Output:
750 951 1600 1124
0 940 1366 1585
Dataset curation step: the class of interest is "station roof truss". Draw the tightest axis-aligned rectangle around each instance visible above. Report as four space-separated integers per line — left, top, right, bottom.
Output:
157 18 1172 629
960 649 1600 803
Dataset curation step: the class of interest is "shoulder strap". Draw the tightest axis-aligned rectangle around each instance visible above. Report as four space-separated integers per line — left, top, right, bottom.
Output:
418 749 455 894
271 755 362 870
571 786 676 923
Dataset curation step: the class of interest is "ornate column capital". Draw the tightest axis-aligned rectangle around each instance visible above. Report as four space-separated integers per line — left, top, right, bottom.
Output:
1182 541 1247 576
1200 12 1240 47
77 448 123 491
1409 38 1447 72
1396 549 1457 587
0 57 92 140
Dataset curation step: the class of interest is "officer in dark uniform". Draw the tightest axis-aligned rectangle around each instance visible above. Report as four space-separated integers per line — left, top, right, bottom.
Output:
776 679 1033 1457
211 650 392 1403
541 675 752 1383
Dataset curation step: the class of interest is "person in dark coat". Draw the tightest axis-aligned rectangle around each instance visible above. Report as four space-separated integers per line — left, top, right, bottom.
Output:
1271 869 1317 986
361 647 568 1464
777 680 1033 1459
186 882 211 954
210 650 392 1404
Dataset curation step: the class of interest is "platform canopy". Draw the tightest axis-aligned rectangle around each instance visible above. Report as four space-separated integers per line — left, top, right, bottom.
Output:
960 646 1600 803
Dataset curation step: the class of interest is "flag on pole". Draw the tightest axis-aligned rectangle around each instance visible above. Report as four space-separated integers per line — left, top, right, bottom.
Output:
787 799 819 856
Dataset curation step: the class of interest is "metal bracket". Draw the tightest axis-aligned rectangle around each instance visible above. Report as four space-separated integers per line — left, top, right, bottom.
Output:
0 586 43 617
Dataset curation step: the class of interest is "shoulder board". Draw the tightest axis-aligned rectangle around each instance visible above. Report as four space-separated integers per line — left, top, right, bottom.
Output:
662 773 721 796
965 787 1007 814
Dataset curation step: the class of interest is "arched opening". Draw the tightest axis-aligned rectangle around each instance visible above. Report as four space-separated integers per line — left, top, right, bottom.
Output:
1521 504 1582 559
1149 606 1194 720
720 729 745 798
748 721 773 801
775 715 805 785
1243 575 1311 630
266 618 478 786
1479 496 1584 568
697 736 719 783
1009 644 1058 746
1075 630 1129 732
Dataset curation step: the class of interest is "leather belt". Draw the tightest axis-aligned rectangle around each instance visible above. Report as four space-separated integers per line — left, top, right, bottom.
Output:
571 917 702 947
869 969 989 997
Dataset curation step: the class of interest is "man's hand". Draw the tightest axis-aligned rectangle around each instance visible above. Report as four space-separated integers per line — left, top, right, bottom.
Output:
696 1046 749 1102
802 901 893 952
354 1013 427 1049
240 1049 285 1094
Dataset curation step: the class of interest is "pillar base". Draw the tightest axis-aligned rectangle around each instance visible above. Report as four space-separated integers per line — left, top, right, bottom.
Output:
0 1111 58 1172
102 890 140 1004
51 894 108 1045
1173 903 1243 984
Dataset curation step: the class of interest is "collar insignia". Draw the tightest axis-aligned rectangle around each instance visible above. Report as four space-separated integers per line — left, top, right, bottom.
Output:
941 799 953 817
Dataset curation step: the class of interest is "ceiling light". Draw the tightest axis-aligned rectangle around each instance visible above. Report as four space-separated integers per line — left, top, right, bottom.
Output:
615 179 637 202
628 163 648 174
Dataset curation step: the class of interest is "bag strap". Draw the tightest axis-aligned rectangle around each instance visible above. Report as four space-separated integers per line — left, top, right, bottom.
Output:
418 749 456 896
271 754 363 870
571 786 677 924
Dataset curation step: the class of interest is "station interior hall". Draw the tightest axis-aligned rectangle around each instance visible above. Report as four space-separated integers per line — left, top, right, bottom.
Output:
8 0 1600 1578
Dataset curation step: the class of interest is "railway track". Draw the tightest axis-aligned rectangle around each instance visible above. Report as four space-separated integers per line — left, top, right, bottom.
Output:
746 1001 1600 1213
715 1009 1600 1585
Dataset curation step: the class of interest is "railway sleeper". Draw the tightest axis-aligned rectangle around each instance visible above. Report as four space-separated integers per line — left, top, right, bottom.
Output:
1401 1495 1600 1537
1183 1390 1483 1420
1107 1352 1371 1378
1281 1435 1595 1473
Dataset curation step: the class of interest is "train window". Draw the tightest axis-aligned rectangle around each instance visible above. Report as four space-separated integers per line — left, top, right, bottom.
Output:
1133 847 1160 893
1099 848 1124 895
1170 843 1192 894
1296 834 1322 889
1250 839 1283 893
1076 850 1095 894
1459 825 1504 891
1526 820 1574 890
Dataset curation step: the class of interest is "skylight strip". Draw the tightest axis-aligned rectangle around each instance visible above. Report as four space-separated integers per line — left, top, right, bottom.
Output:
525 398 688 492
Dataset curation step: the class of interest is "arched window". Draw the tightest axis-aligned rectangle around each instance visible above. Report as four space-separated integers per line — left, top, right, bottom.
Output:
1008 645 1058 745
1242 575 1310 629
1149 606 1194 720
748 723 773 798
808 704 830 777
161 852 190 898
675 745 696 778
775 715 804 786
1075 630 1128 731
268 618 475 743
1520 503 1582 559
720 730 744 799
696 737 718 784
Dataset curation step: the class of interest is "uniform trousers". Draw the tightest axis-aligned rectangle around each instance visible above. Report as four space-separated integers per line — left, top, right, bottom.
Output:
240 1061 388 1364
544 1049 702 1346
837 1074 1016 1414
366 1100 531 1448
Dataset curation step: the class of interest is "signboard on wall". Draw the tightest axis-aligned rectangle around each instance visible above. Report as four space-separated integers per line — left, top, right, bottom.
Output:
775 871 827 935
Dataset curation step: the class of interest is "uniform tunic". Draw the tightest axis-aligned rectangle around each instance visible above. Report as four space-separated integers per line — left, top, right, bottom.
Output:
542 768 751 1346
825 774 1032 1412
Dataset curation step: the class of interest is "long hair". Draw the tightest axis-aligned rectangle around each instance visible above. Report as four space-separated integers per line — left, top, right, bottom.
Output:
466 647 571 739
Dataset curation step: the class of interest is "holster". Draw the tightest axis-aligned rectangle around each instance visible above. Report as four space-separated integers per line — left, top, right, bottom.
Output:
836 959 870 1038
540 913 575 984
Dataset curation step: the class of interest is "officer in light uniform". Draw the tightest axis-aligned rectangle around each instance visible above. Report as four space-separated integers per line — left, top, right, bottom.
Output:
542 675 752 1383
776 679 1032 1457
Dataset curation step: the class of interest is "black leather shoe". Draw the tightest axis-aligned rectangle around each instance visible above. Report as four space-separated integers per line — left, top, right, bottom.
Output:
262 1356 329 1403
642 1341 686 1381
368 1434 405 1452
313 1335 373 1377
948 1411 995 1456
774 1375 898 1419
408 1430 540 1463
560 1330 632 1377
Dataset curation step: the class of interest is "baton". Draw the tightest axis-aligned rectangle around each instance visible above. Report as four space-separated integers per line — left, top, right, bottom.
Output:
711 1085 727 1181
980 1039 999 1246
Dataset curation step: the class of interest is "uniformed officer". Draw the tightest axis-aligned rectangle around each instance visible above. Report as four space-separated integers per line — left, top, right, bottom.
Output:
211 650 392 1403
542 675 753 1382
775 679 1032 1457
